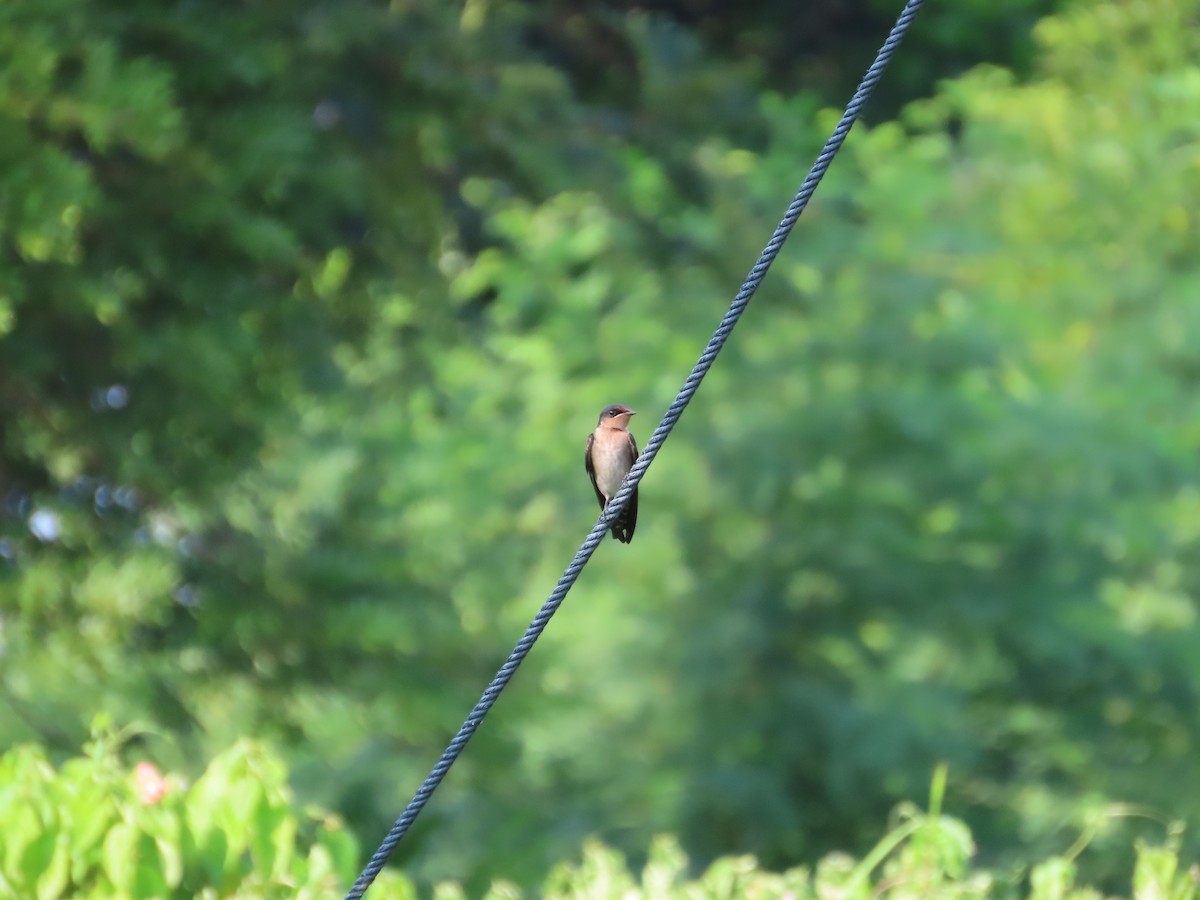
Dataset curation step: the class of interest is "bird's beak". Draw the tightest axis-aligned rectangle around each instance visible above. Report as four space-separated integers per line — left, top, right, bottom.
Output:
627 410 637 416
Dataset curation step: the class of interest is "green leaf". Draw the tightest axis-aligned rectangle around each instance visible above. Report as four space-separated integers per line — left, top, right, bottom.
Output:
101 822 138 893
35 834 70 900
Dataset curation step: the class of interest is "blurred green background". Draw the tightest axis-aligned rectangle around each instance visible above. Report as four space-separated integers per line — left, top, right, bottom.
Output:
2 0 1198 893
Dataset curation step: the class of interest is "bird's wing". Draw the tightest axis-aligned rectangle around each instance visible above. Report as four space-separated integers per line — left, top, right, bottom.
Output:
621 431 639 540
584 432 606 510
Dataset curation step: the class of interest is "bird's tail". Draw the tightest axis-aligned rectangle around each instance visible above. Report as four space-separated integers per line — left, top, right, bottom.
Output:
609 508 633 543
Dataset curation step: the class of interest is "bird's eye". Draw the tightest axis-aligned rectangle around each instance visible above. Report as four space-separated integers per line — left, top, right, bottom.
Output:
609 409 619 417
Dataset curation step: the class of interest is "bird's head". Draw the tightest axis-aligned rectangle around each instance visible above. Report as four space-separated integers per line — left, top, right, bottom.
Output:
598 403 637 430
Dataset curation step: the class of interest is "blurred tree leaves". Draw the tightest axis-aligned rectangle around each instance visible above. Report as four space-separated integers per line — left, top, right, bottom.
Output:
1 0 1198 893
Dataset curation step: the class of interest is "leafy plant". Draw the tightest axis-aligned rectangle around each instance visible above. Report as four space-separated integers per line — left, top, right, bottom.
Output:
0 719 413 898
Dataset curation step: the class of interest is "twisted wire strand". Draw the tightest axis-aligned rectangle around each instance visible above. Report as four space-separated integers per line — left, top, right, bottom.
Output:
347 1 923 894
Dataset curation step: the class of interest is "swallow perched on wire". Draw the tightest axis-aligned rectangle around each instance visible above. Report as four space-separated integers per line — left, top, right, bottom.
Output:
585 404 639 543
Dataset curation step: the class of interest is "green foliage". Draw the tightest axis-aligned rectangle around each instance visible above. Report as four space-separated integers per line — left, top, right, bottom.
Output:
449 794 1198 900
2 0 1199 894
0 720 413 898
573 825 1198 900
5 734 1190 899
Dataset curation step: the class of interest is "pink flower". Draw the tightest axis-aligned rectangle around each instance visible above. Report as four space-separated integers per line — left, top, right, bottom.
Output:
134 761 168 805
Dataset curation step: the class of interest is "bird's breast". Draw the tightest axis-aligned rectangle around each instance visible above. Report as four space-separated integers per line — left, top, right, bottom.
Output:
592 432 633 499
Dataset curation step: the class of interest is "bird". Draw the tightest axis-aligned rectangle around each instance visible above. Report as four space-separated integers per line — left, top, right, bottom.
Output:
585 403 640 543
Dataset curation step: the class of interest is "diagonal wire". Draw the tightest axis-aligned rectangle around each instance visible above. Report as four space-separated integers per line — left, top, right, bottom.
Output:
347 1 923 895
